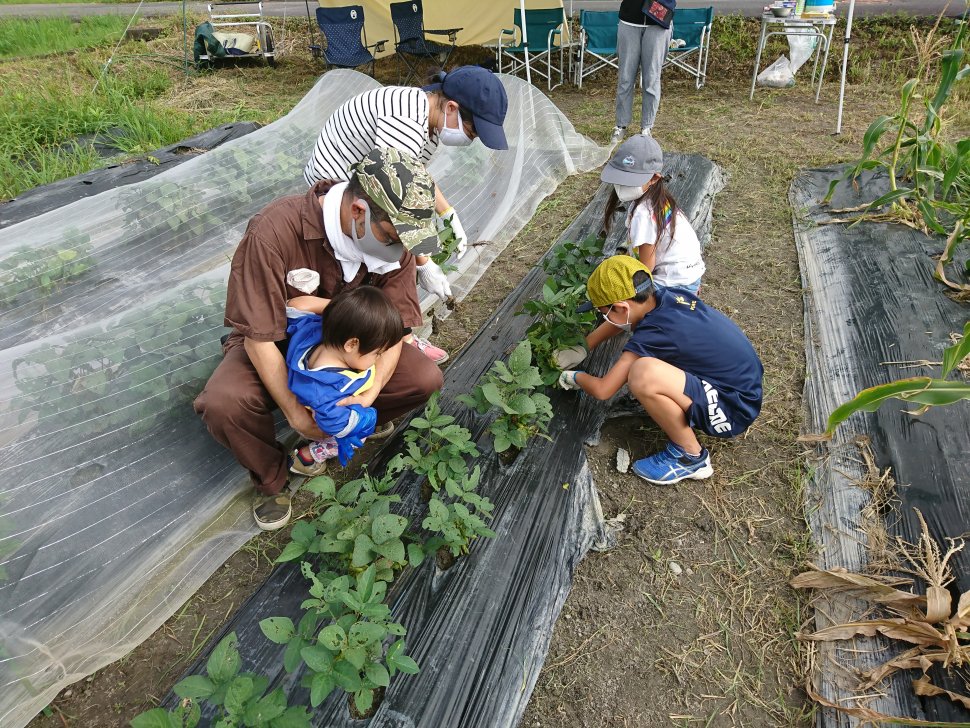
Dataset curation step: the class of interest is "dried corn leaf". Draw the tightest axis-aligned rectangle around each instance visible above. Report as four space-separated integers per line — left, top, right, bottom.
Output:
860 647 968 689
912 676 970 710
925 586 952 623
952 591 970 628
807 680 970 726
791 565 924 608
800 618 945 646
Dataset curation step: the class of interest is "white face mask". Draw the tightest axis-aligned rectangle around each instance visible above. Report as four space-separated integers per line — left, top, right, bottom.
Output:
604 304 633 333
439 107 473 147
614 184 645 203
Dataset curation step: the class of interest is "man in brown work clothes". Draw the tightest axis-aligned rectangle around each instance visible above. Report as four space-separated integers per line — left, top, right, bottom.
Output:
194 148 444 530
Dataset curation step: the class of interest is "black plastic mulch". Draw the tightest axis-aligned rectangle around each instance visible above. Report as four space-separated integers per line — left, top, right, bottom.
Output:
792 166 969 725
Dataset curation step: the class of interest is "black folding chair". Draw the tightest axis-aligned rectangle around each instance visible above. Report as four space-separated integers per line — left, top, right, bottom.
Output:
389 0 461 84
309 4 387 76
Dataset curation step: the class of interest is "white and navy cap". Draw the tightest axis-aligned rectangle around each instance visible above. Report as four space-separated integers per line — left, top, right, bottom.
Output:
600 135 664 185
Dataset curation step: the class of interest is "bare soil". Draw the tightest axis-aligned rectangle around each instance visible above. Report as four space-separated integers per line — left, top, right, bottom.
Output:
24 18 968 728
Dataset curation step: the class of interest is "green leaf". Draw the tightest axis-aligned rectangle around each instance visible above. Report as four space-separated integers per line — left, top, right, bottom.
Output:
271 706 313 728
223 675 254 715
508 393 537 415
343 646 368 670
942 322 970 378
374 538 406 563
349 621 386 647
244 688 287 724
407 543 425 567
824 377 970 436
318 624 347 650
309 672 336 707
283 637 305 673
364 662 391 687
259 617 296 645
301 644 335 673
354 688 374 714
371 514 407 545
481 382 509 411
173 675 215 700
356 564 376 602
352 533 377 568
275 541 308 563
206 633 241 683
130 709 175 728
507 339 532 372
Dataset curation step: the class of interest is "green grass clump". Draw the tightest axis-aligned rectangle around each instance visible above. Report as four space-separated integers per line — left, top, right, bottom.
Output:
0 16 131 59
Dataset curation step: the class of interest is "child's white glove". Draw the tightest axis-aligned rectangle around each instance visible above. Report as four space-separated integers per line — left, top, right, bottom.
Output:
416 259 452 300
558 370 582 390
552 344 588 369
440 207 468 260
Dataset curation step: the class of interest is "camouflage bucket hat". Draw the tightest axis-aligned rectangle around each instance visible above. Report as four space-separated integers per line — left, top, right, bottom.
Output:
352 148 439 255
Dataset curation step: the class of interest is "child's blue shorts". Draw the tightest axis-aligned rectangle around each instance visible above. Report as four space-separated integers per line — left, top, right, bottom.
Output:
683 373 753 438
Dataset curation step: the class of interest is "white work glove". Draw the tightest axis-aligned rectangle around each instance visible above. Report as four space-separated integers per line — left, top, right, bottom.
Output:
558 370 582 391
416 259 452 300
440 207 468 260
552 344 588 370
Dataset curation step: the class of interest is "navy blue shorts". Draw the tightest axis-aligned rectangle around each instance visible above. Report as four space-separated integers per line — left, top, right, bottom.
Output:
683 373 752 438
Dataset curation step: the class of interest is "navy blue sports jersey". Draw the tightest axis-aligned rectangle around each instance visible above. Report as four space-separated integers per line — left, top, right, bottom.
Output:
623 287 763 434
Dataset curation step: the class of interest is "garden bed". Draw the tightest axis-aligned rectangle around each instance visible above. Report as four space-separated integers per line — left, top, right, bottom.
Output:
793 165 970 724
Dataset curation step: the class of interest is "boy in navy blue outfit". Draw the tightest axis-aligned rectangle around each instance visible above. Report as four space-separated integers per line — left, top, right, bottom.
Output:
557 255 763 484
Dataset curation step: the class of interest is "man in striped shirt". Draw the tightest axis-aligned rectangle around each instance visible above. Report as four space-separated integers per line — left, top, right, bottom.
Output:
303 67 509 363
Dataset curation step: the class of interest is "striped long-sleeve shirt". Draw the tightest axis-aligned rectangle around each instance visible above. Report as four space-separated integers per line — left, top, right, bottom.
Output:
303 86 439 186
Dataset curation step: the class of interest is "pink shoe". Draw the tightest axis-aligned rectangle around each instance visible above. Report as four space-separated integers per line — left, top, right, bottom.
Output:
410 335 449 364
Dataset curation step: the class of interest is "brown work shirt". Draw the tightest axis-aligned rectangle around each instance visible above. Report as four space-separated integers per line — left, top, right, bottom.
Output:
224 180 422 342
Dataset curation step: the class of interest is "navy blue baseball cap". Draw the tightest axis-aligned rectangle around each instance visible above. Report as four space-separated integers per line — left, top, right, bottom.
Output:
424 66 509 150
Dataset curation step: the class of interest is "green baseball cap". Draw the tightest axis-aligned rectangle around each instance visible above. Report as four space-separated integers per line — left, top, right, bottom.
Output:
351 147 439 256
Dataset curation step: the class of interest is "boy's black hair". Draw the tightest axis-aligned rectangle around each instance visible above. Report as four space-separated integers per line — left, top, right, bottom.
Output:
320 287 403 354
631 270 655 303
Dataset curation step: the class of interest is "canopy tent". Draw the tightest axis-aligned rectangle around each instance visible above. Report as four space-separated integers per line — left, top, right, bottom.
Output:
348 0 570 63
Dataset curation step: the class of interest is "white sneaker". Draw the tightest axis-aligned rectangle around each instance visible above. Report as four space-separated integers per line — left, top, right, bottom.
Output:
610 126 625 144
641 127 652 136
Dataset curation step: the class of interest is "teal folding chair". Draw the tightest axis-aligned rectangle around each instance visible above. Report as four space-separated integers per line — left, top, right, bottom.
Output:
575 10 619 89
497 7 567 90
663 7 714 88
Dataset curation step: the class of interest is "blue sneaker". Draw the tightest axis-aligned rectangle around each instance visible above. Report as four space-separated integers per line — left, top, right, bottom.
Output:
632 442 713 485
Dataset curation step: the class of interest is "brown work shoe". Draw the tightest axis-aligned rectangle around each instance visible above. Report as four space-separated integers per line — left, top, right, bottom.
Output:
252 491 291 531
369 420 397 440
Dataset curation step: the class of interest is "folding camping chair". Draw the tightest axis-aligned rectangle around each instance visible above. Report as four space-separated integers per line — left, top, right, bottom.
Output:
574 10 619 89
199 1 276 67
389 0 461 84
310 5 387 76
497 7 567 91
663 6 714 88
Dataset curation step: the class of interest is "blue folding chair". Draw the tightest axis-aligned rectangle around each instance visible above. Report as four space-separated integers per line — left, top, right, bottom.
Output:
311 5 387 76
575 10 619 89
497 7 567 90
389 0 461 84
663 7 714 88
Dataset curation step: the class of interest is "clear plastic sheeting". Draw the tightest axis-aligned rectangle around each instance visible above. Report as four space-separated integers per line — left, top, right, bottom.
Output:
166 154 725 727
0 70 608 728
792 167 970 726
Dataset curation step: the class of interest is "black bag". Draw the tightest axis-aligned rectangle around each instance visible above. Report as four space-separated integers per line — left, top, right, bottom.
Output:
641 0 675 28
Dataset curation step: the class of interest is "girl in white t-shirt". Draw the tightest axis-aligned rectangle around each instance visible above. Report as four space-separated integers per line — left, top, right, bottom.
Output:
601 135 706 293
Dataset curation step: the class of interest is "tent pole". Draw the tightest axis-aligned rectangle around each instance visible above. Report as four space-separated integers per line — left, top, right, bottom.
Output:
835 0 856 134
520 0 531 84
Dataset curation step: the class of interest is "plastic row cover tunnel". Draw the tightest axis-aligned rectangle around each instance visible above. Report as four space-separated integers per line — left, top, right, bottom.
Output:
165 154 726 727
0 70 609 728
792 167 970 725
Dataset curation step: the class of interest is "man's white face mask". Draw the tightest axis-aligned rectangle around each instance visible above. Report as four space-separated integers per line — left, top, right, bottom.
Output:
439 105 473 147
614 184 645 202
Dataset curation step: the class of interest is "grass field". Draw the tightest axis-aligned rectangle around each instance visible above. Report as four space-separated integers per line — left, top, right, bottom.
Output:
4 9 968 728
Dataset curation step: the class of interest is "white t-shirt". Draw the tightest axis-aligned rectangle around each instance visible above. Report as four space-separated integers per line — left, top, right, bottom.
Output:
627 201 706 287
303 86 439 186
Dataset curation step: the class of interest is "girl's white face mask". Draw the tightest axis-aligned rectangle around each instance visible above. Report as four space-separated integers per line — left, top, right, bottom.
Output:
614 184 645 202
439 106 473 147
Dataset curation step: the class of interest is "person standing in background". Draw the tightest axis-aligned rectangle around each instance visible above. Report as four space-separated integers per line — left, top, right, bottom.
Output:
610 0 673 144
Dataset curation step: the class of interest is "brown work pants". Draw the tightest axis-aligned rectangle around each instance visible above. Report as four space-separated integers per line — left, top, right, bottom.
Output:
193 335 443 495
